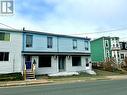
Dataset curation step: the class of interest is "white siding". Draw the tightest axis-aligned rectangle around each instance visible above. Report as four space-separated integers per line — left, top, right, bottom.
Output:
0 32 22 74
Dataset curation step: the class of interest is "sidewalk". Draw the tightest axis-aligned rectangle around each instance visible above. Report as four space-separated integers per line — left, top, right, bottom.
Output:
0 79 53 87
0 75 127 87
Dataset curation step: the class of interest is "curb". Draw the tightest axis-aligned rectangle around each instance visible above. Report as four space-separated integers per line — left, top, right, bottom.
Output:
0 80 53 87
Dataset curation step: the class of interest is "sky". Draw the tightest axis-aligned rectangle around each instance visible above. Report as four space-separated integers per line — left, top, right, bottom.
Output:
0 0 127 41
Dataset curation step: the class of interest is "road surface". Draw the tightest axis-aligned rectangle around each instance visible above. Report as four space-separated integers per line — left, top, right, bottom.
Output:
0 79 127 95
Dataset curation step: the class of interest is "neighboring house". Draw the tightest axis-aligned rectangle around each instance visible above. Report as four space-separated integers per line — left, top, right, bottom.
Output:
91 36 121 64
0 29 22 74
22 30 92 76
0 28 92 76
119 42 127 61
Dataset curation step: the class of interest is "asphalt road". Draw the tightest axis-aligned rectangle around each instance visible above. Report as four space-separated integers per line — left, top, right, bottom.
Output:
0 79 127 95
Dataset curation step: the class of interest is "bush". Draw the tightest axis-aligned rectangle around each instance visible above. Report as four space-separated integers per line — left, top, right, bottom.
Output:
0 73 23 81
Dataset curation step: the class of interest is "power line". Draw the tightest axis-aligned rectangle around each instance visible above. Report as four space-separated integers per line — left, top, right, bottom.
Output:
70 27 127 35
0 23 17 30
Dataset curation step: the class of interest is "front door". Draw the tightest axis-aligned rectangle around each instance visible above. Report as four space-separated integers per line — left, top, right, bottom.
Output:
25 56 32 69
58 56 66 72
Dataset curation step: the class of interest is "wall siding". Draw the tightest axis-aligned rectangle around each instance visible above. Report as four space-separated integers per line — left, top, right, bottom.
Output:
0 32 22 74
91 38 104 62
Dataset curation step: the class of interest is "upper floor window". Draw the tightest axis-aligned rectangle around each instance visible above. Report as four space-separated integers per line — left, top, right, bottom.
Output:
47 37 53 48
105 40 109 47
26 34 33 47
0 52 9 61
0 32 10 41
73 39 77 49
84 41 89 50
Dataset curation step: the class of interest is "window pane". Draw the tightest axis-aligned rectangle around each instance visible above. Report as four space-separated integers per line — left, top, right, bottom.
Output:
39 56 51 67
84 41 89 50
0 32 10 41
0 32 5 40
47 37 53 48
72 56 81 66
73 39 77 49
0 52 4 61
0 52 9 61
4 52 9 61
26 34 33 47
4 33 10 41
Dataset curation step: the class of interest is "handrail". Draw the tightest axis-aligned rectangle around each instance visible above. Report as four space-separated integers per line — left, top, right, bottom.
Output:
23 64 26 80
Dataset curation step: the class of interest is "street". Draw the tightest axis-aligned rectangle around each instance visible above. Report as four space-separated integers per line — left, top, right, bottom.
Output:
0 79 127 95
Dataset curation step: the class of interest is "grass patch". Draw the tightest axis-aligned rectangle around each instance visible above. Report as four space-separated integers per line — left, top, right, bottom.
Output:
0 73 23 81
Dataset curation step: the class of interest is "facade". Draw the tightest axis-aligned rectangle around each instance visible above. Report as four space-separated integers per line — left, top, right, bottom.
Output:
91 37 121 64
119 42 127 61
22 30 91 75
0 29 22 74
0 28 92 75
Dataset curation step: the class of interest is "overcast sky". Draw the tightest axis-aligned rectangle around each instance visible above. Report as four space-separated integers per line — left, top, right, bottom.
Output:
0 0 127 41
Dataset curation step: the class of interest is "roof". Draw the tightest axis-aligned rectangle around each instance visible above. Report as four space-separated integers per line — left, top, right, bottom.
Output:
91 36 119 42
0 28 90 40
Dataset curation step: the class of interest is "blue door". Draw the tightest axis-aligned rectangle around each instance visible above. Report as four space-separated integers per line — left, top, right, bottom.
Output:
25 61 32 69
25 56 32 69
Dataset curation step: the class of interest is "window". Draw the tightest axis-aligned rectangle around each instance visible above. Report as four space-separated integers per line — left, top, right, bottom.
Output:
117 52 120 58
121 54 124 59
85 58 89 67
39 56 51 67
84 41 89 50
26 34 33 47
47 37 53 48
73 39 77 49
106 51 110 57
105 40 109 47
113 44 115 47
72 56 81 66
0 52 9 61
125 43 127 49
0 32 10 41
116 44 119 47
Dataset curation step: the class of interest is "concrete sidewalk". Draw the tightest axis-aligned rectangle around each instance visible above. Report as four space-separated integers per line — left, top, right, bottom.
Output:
0 79 53 87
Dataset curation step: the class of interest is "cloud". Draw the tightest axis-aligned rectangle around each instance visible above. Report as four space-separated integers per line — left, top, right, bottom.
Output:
0 0 127 40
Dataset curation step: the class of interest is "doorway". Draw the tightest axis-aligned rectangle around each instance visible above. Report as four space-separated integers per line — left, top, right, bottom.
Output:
58 56 66 72
25 56 32 69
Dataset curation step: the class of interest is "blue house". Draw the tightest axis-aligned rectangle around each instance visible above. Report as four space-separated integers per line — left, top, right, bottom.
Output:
22 30 92 76
0 28 92 77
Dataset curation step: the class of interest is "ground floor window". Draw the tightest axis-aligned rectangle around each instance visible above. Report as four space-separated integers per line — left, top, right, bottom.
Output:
121 54 124 59
0 52 9 61
39 56 51 67
72 56 81 66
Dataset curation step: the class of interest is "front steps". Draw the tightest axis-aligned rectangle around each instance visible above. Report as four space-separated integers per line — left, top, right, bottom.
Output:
24 69 35 80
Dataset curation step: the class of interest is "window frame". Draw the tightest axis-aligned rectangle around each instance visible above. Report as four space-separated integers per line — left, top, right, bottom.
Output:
47 37 53 48
26 34 33 48
73 39 77 49
84 40 89 50
0 32 10 41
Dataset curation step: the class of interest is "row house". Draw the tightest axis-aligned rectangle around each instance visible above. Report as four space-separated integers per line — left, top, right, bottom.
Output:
0 28 92 77
91 36 121 64
119 42 127 61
